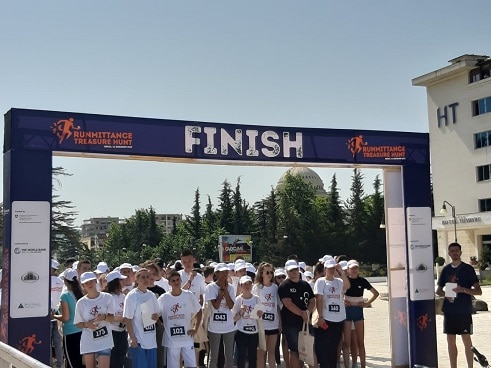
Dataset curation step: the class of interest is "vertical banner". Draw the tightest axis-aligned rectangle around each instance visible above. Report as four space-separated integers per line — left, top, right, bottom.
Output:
407 207 434 301
384 169 410 367
10 201 50 318
218 235 252 262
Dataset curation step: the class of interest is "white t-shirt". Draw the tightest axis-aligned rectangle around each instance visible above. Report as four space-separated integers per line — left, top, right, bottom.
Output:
158 290 201 348
232 295 260 334
204 282 236 334
313 277 346 323
179 270 205 301
123 288 160 349
110 293 126 332
51 276 64 308
74 292 115 354
155 277 169 292
252 283 279 330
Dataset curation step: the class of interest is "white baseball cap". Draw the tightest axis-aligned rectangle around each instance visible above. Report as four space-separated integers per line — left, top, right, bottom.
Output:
324 258 337 268
239 275 253 284
274 269 287 277
95 261 109 274
214 263 229 272
80 271 97 284
299 261 306 271
304 271 313 279
285 260 299 271
347 260 360 268
51 259 59 270
339 260 349 270
119 263 133 270
62 268 77 281
106 270 127 283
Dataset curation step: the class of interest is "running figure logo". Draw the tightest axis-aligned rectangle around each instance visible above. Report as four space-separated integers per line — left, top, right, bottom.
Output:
89 305 100 318
171 303 181 315
346 135 368 158
416 313 431 332
50 117 81 144
18 334 41 354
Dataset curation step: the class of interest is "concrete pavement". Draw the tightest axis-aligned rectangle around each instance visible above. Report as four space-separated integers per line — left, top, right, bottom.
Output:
362 283 491 367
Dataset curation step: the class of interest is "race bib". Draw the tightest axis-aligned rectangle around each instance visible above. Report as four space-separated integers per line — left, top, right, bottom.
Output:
143 324 156 332
213 313 227 322
170 326 186 337
243 325 257 333
92 326 108 339
262 312 275 321
328 304 340 313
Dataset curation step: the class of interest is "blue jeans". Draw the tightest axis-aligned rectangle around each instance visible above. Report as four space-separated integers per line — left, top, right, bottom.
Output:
129 345 157 368
51 321 64 368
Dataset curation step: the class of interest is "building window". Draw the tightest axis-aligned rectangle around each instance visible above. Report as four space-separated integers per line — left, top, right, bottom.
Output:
469 60 491 83
477 164 491 182
475 130 491 149
479 198 491 212
473 96 491 116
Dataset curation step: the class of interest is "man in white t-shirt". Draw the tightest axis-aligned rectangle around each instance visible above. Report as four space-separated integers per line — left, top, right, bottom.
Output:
159 270 202 368
179 249 207 364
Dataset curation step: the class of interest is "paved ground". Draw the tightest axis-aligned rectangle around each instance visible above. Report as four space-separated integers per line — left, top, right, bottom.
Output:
361 282 491 368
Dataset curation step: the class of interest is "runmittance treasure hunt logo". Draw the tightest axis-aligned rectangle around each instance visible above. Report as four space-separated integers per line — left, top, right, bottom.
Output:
346 135 406 160
50 118 133 149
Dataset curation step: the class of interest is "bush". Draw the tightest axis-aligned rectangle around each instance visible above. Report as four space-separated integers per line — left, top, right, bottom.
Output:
435 256 445 266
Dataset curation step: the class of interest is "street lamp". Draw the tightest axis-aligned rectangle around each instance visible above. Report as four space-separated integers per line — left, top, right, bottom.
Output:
440 200 457 242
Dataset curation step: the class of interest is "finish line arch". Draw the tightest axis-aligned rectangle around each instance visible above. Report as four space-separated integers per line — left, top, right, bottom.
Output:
2 108 436 367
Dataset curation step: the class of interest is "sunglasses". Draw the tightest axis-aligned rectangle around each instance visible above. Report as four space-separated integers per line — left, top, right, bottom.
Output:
275 275 286 279
264 271 273 275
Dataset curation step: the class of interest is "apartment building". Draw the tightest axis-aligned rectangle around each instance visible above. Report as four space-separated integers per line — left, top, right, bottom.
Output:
413 54 491 262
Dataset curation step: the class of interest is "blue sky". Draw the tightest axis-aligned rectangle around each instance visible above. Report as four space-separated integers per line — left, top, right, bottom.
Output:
1 1 489 225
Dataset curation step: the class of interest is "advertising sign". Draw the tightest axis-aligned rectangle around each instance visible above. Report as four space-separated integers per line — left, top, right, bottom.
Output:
218 235 252 262
10 201 50 318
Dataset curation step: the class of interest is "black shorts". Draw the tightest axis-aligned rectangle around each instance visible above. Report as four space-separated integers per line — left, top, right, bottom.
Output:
443 314 473 335
265 329 279 336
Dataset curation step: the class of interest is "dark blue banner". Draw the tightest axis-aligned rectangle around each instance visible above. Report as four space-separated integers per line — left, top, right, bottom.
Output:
6 108 428 166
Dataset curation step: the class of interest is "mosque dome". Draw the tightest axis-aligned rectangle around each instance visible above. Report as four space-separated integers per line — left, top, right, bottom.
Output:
276 167 328 197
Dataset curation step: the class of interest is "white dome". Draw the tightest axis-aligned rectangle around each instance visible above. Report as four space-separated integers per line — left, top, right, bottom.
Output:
276 167 328 197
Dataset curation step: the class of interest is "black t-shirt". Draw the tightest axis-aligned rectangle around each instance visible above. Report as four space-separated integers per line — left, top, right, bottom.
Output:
345 277 372 297
278 278 314 328
437 262 478 315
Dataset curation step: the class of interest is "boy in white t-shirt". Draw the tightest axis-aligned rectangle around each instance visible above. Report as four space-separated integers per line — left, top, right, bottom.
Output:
159 270 202 368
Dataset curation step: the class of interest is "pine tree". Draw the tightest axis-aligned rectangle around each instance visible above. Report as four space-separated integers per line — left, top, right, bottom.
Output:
51 167 84 262
218 180 234 233
345 169 368 258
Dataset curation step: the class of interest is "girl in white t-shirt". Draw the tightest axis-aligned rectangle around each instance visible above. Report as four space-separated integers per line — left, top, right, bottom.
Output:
252 262 280 368
232 276 263 368
103 270 128 368
204 263 236 368
123 268 160 368
158 270 202 368
74 272 115 368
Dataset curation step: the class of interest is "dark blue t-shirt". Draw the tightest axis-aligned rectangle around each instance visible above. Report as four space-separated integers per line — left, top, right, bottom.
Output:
437 262 478 315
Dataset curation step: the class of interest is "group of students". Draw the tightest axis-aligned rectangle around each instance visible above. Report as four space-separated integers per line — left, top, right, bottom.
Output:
50 251 379 368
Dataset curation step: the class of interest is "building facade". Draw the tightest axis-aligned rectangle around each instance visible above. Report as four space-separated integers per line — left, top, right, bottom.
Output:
413 54 491 263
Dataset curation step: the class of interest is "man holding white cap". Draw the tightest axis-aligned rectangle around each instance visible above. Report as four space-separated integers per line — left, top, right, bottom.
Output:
278 260 315 368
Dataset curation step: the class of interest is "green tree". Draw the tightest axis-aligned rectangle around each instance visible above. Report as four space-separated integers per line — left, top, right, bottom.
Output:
184 188 202 244
276 172 318 264
218 180 234 233
51 167 84 262
363 175 386 263
345 169 368 258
